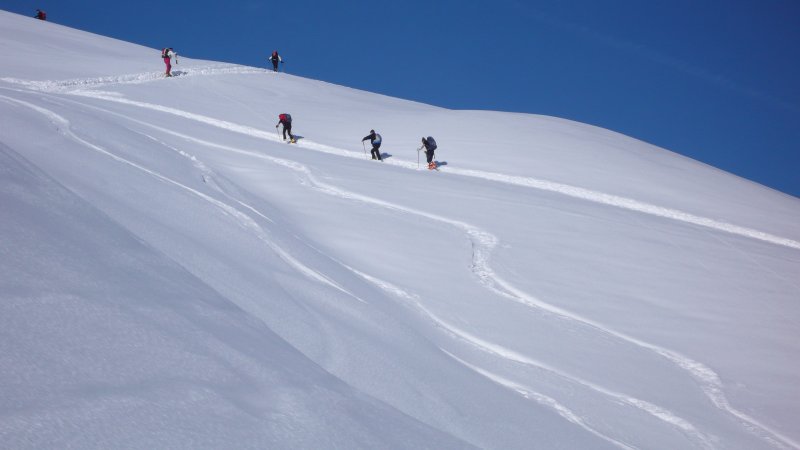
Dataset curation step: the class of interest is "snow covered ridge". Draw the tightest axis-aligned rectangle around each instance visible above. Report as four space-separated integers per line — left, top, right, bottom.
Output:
2 9 800 450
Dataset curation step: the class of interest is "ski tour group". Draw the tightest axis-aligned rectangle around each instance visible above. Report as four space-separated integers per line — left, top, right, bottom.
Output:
162 46 440 170
159 44 440 170
30 8 440 170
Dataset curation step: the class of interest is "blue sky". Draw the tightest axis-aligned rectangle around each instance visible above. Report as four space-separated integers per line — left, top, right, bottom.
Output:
4 0 799 197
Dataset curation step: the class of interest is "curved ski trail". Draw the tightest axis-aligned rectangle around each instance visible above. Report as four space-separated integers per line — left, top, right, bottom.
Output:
0 93 365 306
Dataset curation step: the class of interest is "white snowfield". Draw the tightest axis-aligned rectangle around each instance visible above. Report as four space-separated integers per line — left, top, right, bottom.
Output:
1 9 798 450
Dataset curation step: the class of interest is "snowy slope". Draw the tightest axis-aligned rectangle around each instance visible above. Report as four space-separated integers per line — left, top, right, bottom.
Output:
1 9 799 449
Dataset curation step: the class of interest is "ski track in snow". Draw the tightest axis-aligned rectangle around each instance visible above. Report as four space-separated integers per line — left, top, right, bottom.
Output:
442 349 639 450
3 73 798 449
0 64 266 91
50 84 800 252
345 266 709 449
0 92 366 306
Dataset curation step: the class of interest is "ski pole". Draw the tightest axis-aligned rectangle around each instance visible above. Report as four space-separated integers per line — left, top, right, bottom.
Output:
417 147 421 169
362 141 367 159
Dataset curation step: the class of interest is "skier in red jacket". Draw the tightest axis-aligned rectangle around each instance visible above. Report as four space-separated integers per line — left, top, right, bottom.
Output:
161 48 177 77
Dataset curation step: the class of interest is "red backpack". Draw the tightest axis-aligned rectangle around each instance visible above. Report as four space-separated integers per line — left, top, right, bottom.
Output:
279 113 291 123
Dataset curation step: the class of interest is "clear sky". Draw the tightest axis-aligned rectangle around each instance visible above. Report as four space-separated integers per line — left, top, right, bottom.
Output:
4 0 799 197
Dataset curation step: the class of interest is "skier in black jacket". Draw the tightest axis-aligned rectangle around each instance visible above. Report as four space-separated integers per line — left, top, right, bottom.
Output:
421 136 437 169
362 130 382 161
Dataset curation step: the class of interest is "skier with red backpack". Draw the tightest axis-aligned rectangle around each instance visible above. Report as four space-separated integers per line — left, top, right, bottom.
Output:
34 9 46 20
276 113 295 143
269 51 283 72
161 48 178 77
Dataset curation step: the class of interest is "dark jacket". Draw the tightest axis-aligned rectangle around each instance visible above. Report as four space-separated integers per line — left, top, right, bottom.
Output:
362 131 381 146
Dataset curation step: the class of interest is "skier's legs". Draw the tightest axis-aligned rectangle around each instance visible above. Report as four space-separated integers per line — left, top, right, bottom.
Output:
272 60 279 72
426 150 434 163
371 144 382 160
286 123 294 140
163 57 171 75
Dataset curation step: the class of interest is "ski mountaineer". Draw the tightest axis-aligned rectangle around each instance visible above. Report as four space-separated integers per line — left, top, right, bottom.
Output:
421 136 437 170
269 51 283 72
362 130 383 161
34 9 46 20
161 48 178 77
276 113 295 143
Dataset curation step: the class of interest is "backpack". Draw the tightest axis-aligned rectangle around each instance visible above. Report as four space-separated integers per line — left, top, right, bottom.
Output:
279 113 292 123
426 136 437 151
373 133 382 145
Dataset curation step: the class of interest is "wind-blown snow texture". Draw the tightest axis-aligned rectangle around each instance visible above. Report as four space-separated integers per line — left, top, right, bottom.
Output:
1 10 799 449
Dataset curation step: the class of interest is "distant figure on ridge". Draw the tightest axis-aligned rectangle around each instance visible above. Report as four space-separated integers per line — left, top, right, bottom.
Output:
276 113 295 143
362 130 383 161
161 48 178 77
34 9 46 20
420 136 437 170
269 51 283 72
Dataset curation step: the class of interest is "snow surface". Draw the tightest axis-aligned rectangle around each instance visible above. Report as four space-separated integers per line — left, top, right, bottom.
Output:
1 9 799 449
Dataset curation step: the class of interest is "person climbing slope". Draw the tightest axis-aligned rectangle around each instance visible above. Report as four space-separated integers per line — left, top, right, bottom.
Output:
276 113 295 143
361 130 383 161
34 9 46 20
421 136 438 170
269 51 283 72
161 47 178 77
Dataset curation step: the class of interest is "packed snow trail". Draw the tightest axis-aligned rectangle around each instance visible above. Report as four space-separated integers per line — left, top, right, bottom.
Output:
0 64 265 92
0 93 366 306
28 91 797 450
52 87 800 252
